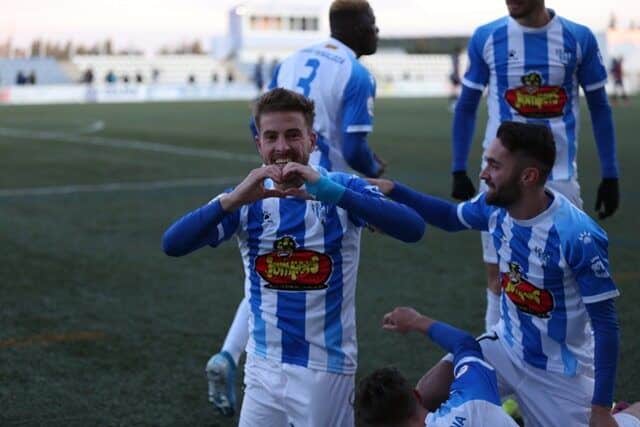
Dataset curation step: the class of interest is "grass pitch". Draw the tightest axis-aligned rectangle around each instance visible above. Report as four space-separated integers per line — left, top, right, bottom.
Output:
1 97 638 426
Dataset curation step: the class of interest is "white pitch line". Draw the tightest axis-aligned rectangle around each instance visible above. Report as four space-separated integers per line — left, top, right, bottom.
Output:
0 126 259 163
0 176 242 197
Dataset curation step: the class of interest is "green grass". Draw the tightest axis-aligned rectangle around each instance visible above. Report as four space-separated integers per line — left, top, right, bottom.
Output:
1 97 638 426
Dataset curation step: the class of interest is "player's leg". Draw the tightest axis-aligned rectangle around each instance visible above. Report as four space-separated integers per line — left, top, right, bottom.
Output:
510 361 592 427
283 363 355 427
614 403 640 427
238 353 289 427
206 297 251 416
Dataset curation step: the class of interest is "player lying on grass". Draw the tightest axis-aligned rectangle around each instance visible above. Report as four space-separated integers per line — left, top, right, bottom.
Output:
354 306 519 427
163 88 425 426
369 121 620 427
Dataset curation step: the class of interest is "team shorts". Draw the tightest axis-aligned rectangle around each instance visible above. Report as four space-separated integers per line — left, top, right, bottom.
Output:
615 413 640 427
478 331 593 427
479 178 583 263
239 353 354 427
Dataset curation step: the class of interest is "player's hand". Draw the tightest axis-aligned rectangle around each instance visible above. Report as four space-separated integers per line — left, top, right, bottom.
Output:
595 178 619 219
220 165 286 211
382 307 430 334
366 178 394 196
451 171 476 200
589 404 618 427
372 153 387 178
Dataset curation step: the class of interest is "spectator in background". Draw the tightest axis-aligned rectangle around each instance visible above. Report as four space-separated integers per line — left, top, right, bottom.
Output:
152 68 160 83
188 74 196 85
135 72 144 84
105 70 117 84
226 70 235 84
16 71 27 85
610 56 629 105
83 68 94 84
253 56 265 93
448 45 463 112
211 72 219 84
121 74 130 84
27 71 36 85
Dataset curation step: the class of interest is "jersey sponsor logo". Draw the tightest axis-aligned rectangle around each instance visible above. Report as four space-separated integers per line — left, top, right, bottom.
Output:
504 72 567 118
555 48 572 65
255 236 332 290
501 262 554 318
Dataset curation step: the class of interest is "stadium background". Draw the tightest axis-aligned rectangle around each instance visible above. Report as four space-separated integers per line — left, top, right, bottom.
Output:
1 1 639 426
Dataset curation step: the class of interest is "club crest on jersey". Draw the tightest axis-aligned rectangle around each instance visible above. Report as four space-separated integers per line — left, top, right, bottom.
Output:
501 262 554 318
254 236 332 291
504 71 567 118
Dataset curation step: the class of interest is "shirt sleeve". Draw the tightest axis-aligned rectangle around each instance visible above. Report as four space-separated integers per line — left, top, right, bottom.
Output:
457 192 493 231
563 222 619 304
462 28 491 90
342 61 375 134
576 27 608 92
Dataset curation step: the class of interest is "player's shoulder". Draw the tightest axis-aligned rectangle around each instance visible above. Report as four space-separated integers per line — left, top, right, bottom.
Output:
551 193 607 243
554 14 597 45
472 16 509 41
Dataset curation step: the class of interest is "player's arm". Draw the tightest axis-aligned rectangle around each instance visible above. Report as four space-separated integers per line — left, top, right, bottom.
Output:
577 27 620 219
451 28 491 200
281 164 425 242
341 65 383 177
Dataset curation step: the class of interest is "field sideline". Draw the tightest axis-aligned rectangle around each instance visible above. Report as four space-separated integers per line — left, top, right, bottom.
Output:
1 97 638 426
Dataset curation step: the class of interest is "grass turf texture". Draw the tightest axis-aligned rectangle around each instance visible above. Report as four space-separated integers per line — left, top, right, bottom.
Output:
1 97 638 426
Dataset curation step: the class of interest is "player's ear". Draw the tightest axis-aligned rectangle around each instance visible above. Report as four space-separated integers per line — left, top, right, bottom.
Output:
521 166 541 187
309 129 317 150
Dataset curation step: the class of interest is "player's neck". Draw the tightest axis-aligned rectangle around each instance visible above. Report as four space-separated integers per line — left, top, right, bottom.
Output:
515 7 551 28
331 32 360 57
507 188 552 220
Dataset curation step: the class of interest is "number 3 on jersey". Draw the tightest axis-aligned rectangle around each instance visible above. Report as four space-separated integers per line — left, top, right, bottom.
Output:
297 58 320 97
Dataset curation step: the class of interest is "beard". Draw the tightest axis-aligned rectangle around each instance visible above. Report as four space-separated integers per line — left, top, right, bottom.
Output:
506 0 541 19
484 178 522 207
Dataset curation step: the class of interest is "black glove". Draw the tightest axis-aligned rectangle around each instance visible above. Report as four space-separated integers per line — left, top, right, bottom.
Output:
451 171 476 200
595 178 619 219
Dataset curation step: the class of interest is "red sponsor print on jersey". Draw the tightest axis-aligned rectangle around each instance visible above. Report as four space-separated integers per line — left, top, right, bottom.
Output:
501 262 554 318
255 236 332 291
505 72 568 118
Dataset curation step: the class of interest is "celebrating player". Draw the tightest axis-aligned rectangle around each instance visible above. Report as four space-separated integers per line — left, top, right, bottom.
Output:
449 0 620 332
370 121 620 427
207 0 384 416
163 88 425 426
355 306 519 427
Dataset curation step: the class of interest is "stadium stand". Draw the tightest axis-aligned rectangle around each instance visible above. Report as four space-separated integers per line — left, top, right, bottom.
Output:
0 58 71 85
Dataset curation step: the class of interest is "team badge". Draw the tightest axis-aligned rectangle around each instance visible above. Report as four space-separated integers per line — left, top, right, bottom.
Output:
590 256 610 279
504 71 567 118
254 236 332 291
501 262 554 318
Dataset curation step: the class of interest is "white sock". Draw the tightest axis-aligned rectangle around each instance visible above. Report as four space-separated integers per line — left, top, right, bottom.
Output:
485 289 501 332
221 297 251 366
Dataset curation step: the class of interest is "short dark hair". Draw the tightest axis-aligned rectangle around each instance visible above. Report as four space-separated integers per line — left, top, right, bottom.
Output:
496 121 556 183
253 88 315 130
354 367 417 427
329 0 371 34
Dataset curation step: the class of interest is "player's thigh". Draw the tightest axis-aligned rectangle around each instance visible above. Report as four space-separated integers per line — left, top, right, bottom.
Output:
546 179 583 209
515 365 592 427
239 354 288 427
477 332 515 398
284 364 355 427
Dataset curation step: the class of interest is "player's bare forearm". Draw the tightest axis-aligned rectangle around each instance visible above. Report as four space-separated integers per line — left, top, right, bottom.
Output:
589 404 618 427
382 307 434 334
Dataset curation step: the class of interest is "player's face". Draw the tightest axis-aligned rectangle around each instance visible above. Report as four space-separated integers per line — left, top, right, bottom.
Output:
358 6 379 56
256 111 316 169
480 137 523 207
505 0 544 19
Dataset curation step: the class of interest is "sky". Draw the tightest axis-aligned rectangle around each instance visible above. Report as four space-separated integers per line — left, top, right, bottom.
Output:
2 0 640 52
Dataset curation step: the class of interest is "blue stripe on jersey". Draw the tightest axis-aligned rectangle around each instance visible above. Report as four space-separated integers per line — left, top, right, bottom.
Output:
544 225 578 376
494 25 513 122
248 201 267 357
493 212 515 347
323 204 345 372
277 198 310 366
315 133 332 171
562 24 578 178
510 225 548 370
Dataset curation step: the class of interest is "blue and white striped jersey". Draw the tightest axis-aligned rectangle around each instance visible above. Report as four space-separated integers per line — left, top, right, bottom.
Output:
209 170 381 375
426 357 518 427
463 10 607 180
457 190 619 376
271 38 376 172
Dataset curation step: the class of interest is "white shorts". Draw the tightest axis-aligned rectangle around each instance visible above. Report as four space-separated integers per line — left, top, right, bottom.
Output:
478 331 593 427
239 353 354 427
480 178 583 263
615 413 640 427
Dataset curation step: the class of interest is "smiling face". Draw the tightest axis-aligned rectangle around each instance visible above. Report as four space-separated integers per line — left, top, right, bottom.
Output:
505 0 544 19
255 111 317 188
480 137 523 207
